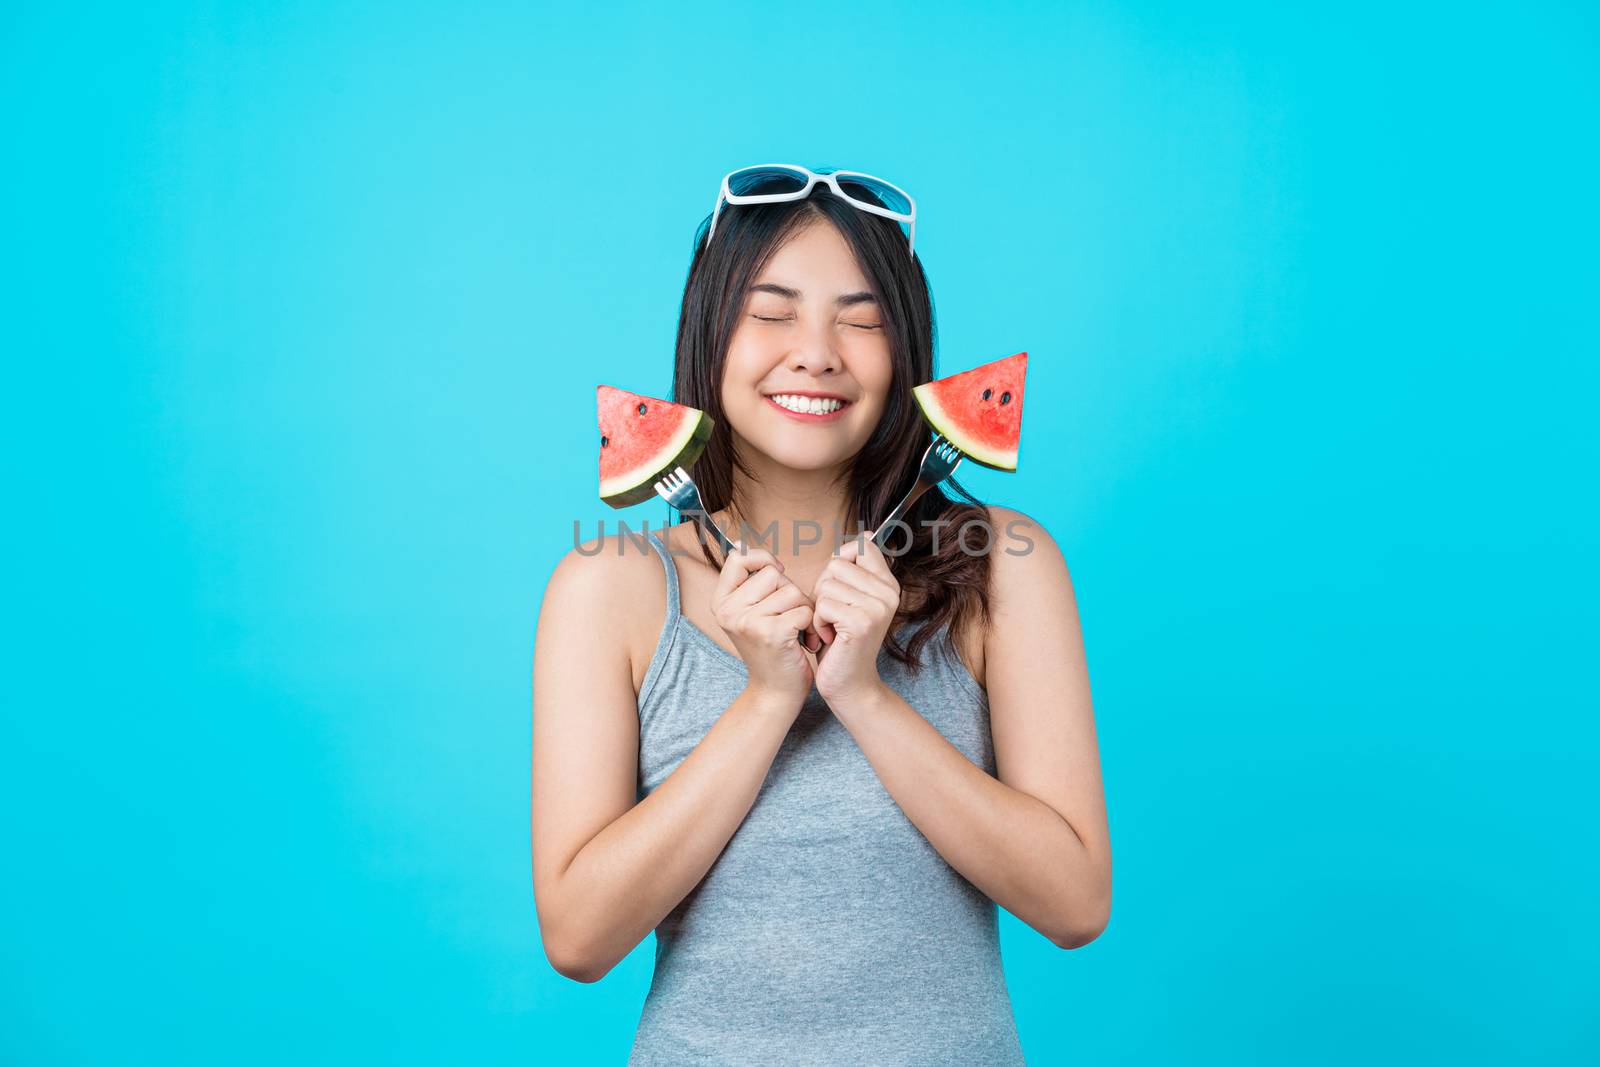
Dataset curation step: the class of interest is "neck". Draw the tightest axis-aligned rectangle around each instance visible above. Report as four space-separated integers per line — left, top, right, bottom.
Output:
715 447 862 564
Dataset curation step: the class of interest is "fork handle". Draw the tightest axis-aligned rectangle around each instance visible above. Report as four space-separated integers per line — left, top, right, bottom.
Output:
689 510 822 654
871 478 934 548
687 510 737 557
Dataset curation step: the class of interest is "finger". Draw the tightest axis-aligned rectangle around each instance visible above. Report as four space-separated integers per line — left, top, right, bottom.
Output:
815 575 872 611
777 603 815 636
813 594 864 641
790 603 822 650
754 581 811 615
815 599 872 642
854 534 895 581
763 608 812 654
715 546 783 602
788 610 825 660
811 596 839 645
820 559 896 603
813 576 850 608
722 565 784 615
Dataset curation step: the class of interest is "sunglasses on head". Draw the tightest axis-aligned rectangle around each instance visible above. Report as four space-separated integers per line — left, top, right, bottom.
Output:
707 164 918 258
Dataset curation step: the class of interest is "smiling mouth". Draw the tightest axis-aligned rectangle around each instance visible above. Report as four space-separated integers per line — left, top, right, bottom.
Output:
763 393 852 421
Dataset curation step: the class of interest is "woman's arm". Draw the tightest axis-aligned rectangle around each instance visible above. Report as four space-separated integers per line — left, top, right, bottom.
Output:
825 506 1111 948
530 539 799 982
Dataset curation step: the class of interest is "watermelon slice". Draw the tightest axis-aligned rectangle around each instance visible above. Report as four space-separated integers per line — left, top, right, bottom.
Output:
911 351 1027 470
596 385 713 508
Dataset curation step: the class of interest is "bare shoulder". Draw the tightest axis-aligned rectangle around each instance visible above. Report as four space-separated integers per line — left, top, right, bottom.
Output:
545 526 662 609
982 504 1070 588
978 504 1079 640
940 504 1067 689
540 525 671 688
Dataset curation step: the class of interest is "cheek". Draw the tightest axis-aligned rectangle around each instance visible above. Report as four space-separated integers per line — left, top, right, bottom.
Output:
719 341 764 398
853 350 895 409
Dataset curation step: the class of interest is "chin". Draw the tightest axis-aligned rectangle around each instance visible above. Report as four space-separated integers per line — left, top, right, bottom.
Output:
764 443 851 471
738 429 850 471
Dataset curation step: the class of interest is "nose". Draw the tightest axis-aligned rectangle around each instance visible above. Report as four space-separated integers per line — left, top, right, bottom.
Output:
784 317 843 377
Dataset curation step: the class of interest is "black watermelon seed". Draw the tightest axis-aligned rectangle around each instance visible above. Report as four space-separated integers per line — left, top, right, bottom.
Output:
1000 391 1011 404
601 435 609 447
637 402 647 414
982 387 992 400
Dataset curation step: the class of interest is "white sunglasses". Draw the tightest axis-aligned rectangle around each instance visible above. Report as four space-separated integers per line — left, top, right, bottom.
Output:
706 164 918 258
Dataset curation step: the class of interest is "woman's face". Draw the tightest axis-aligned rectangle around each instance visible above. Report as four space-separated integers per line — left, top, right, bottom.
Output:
720 216 893 472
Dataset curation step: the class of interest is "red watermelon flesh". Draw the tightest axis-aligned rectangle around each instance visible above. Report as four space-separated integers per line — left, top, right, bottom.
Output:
911 351 1027 470
597 385 713 507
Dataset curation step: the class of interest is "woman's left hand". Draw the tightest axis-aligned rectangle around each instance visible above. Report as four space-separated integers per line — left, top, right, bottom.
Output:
810 531 900 706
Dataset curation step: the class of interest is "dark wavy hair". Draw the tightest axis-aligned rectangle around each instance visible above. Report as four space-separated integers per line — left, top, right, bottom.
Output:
668 170 993 672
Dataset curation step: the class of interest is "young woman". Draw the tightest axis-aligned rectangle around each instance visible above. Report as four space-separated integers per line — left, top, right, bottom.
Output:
531 165 1109 1065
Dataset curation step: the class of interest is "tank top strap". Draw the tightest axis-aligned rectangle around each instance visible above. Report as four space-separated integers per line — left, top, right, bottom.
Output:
642 528 682 622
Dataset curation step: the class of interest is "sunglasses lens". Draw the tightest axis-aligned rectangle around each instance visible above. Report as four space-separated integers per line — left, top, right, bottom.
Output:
727 166 809 197
835 175 912 217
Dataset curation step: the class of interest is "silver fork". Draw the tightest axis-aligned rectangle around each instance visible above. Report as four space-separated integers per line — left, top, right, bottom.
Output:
653 466 737 555
653 465 823 654
870 434 964 548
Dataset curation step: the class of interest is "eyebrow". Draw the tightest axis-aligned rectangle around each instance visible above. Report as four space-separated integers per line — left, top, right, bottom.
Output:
747 282 878 307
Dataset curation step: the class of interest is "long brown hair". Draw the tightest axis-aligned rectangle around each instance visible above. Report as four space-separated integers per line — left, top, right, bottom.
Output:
669 175 992 673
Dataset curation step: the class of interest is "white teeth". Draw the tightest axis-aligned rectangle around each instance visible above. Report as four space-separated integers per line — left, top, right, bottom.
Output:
768 393 843 415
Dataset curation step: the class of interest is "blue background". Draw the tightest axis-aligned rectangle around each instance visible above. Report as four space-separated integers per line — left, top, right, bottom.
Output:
5 2 1596 1063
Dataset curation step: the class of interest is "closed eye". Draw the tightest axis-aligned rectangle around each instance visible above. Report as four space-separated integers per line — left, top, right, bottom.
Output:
750 314 881 330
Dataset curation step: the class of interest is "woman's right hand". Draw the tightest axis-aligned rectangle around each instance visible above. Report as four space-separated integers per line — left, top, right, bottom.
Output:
711 546 817 711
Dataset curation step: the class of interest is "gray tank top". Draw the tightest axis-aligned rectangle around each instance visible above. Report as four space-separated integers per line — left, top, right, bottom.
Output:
628 529 1026 1065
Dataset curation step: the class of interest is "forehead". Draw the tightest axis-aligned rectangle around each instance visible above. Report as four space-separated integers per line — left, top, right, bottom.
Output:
753 218 870 292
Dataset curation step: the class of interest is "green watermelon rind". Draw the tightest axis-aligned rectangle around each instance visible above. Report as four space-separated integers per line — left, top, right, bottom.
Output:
912 382 1020 471
599 409 714 508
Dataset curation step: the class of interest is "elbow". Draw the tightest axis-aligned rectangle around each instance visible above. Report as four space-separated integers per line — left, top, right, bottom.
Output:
538 907 616 984
536 877 615 983
1051 920 1106 950
552 956 611 985
542 929 614 984
1050 890 1112 950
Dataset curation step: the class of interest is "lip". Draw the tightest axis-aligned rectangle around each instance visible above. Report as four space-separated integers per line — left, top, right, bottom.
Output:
762 392 853 422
